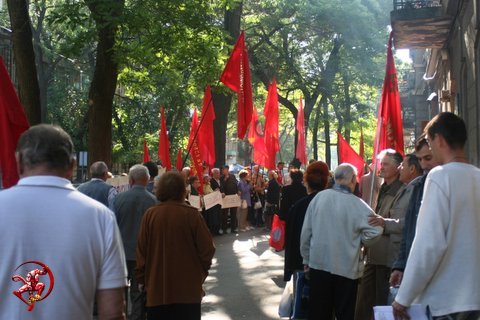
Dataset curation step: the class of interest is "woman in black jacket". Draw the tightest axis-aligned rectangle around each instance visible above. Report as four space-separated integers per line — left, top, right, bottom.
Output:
283 161 330 281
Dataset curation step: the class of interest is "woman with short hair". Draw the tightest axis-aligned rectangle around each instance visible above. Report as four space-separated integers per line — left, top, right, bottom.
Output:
136 171 215 320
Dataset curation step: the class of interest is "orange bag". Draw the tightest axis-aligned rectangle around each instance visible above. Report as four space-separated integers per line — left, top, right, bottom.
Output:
269 214 285 251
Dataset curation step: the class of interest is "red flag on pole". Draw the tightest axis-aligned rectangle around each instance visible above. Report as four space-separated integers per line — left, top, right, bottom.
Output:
338 132 365 181
247 106 268 167
373 32 404 158
158 106 172 170
220 31 253 139
176 149 183 172
263 79 279 169
295 98 308 166
199 85 216 168
0 57 30 188
359 127 365 160
143 139 150 163
188 109 204 194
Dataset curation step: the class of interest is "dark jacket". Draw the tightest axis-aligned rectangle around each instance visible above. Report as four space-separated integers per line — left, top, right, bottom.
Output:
77 179 113 207
114 185 157 261
392 173 427 271
279 182 307 221
284 192 317 281
220 173 238 195
266 179 281 206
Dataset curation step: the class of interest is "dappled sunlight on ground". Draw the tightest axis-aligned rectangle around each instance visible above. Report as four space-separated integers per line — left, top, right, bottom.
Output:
202 230 286 319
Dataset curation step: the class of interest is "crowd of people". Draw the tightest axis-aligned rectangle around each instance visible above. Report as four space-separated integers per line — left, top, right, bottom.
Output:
1 111 479 320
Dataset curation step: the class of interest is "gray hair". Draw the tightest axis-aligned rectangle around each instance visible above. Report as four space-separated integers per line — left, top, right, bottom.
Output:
129 164 149 182
334 163 357 186
16 124 75 172
378 149 403 166
211 168 220 174
90 161 109 178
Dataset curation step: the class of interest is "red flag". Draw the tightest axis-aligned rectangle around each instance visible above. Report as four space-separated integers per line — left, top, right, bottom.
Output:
295 98 307 166
373 32 404 158
188 109 204 194
158 106 172 170
198 85 216 168
263 79 279 169
359 127 365 160
248 106 267 167
0 57 30 188
176 149 183 172
143 139 150 163
338 132 365 181
220 31 253 139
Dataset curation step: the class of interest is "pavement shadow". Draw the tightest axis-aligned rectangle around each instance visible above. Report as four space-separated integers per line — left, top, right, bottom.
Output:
202 229 284 319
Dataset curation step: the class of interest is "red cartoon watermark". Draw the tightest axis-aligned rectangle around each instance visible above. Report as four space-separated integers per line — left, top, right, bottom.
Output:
11 261 54 311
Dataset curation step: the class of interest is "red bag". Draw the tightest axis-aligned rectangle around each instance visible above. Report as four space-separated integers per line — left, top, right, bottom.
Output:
269 214 285 251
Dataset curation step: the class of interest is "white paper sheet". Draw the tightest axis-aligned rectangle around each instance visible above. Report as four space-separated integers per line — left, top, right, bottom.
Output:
221 194 241 208
203 191 223 210
374 304 429 320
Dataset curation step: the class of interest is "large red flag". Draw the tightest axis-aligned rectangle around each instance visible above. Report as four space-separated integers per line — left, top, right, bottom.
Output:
263 79 279 169
188 109 204 194
158 106 172 170
0 57 30 188
143 139 151 163
248 106 267 167
373 32 404 158
198 85 216 168
295 98 308 166
338 132 365 181
220 31 253 139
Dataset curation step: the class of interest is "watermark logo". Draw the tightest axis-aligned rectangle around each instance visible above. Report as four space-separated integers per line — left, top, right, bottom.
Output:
11 261 54 311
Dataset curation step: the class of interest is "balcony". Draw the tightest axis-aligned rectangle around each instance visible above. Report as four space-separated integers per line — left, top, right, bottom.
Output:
391 0 453 49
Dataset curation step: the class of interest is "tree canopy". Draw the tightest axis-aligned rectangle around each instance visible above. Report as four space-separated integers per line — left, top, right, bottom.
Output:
2 0 398 174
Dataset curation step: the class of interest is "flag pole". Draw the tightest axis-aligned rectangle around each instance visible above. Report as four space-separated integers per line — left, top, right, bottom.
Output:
368 116 383 207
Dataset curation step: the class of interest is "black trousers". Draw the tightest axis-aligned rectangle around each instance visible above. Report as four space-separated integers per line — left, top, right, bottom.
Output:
146 303 200 320
309 268 358 320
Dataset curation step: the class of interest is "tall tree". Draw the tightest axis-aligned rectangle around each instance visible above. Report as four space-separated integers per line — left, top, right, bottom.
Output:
6 0 42 125
84 0 124 168
212 1 242 167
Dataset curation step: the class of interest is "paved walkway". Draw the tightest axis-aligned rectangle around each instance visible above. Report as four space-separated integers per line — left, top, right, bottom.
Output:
202 229 286 319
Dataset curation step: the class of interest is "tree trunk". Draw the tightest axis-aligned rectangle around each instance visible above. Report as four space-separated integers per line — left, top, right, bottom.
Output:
31 0 50 123
7 0 42 125
312 101 322 160
212 1 242 167
321 96 331 167
85 0 124 169
212 92 232 167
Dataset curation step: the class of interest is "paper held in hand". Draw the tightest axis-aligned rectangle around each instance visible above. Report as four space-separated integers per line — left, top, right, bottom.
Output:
221 194 241 208
373 305 429 320
203 191 223 210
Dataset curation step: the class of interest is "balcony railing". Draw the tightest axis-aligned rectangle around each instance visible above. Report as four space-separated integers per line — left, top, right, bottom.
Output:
393 0 441 10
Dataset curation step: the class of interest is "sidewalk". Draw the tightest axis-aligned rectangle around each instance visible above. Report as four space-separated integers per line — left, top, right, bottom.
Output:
202 229 286 319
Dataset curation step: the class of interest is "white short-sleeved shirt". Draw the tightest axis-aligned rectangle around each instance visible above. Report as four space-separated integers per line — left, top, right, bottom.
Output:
0 176 127 319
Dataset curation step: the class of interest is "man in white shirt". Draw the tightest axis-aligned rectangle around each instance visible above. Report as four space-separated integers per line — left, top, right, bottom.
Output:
0 124 127 319
393 112 480 319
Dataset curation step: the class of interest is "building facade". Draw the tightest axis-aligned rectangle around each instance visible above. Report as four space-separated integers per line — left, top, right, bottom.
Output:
392 0 480 165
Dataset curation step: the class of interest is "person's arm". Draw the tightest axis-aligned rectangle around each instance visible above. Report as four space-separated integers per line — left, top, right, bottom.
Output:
96 287 126 320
